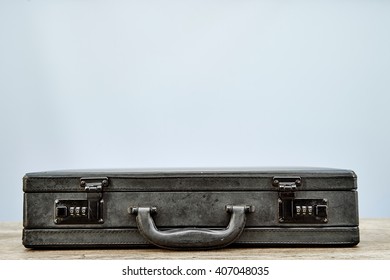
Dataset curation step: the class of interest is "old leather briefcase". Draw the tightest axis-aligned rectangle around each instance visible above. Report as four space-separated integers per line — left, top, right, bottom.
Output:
23 168 359 249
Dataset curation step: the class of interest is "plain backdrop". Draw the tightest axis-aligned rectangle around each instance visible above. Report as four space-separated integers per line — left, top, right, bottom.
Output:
0 0 389 221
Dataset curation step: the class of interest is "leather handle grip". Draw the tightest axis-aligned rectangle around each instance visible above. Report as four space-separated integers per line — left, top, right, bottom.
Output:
129 205 254 250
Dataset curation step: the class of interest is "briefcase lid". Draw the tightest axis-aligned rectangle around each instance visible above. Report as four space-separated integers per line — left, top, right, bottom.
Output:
23 167 357 192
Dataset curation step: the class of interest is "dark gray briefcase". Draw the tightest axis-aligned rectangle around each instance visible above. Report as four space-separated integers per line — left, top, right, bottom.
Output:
23 168 359 249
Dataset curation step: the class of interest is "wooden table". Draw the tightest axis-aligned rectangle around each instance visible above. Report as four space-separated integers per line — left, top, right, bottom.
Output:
1 219 389 260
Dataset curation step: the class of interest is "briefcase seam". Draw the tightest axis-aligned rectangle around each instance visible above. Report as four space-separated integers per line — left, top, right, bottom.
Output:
236 241 357 244
27 242 149 245
26 241 356 245
27 229 357 234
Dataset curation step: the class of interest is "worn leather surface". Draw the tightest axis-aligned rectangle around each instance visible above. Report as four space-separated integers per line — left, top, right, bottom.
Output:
23 227 359 248
24 167 357 192
24 191 358 228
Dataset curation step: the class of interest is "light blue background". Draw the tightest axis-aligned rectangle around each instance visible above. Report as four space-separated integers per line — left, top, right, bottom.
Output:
0 0 389 221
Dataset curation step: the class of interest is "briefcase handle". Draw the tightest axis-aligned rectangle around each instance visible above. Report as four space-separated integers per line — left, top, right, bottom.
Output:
129 205 254 250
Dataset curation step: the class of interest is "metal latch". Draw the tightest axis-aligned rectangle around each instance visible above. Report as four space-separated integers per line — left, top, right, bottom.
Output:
273 176 328 224
273 176 301 196
54 177 108 224
80 177 109 192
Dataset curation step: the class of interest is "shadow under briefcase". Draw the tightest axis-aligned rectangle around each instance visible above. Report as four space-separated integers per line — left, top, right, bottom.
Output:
22 168 359 249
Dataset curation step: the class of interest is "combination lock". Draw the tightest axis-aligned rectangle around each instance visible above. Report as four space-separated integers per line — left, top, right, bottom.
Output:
53 177 107 224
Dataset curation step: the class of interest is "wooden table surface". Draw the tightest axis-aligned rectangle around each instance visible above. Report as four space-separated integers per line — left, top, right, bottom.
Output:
0 219 389 260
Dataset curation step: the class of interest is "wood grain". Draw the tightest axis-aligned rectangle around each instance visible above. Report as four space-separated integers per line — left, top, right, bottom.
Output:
0 219 389 260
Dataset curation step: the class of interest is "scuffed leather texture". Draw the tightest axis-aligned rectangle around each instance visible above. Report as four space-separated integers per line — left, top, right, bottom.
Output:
24 191 358 228
23 168 359 249
23 227 359 248
23 167 357 192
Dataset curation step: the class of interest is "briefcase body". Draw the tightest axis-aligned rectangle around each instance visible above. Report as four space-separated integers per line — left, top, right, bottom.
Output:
23 168 359 249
